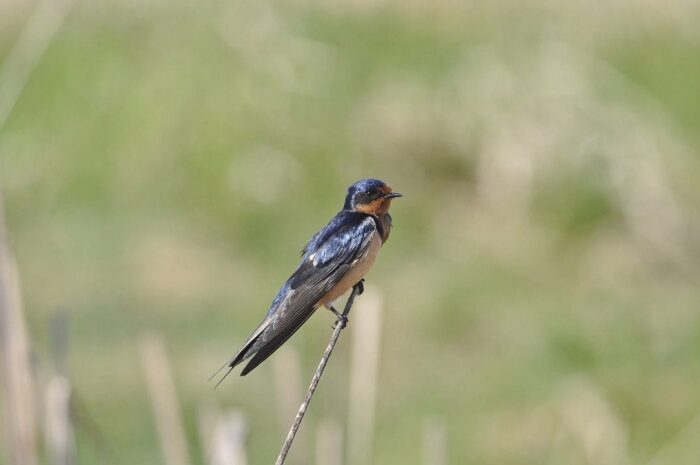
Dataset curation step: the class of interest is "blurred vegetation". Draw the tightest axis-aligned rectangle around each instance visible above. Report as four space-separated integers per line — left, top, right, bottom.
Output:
1 0 700 464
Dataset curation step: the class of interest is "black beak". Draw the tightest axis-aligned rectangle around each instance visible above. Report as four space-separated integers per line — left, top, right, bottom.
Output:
383 192 403 199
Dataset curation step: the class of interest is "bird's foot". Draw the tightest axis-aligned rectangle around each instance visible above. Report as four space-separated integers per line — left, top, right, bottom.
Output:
334 314 349 328
355 279 365 296
329 306 349 328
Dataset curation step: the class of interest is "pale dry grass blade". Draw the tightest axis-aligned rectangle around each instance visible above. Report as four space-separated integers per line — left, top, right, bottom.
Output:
315 417 342 465
346 290 382 465
423 417 447 465
139 333 192 465
214 411 248 465
0 190 38 465
0 0 75 131
197 404 216 465
44 312 75 465
199 405 249 465
44 375 75 465
272 348 308 465
558 376 629 465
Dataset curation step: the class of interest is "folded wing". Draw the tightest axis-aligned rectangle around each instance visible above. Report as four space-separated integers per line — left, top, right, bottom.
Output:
214 212 377 381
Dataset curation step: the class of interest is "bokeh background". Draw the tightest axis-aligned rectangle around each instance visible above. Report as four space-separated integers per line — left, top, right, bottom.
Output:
2 0 700 464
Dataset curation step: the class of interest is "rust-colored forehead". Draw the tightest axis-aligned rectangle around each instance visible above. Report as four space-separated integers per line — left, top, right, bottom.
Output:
378 184 392 194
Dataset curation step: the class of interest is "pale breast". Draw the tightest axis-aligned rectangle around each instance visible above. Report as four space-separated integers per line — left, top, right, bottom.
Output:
317 233 382 308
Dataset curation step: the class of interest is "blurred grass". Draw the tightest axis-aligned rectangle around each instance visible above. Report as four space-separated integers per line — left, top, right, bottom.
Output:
1 0 700 464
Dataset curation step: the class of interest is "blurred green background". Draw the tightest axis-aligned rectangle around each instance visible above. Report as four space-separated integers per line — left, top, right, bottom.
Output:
2 0 700 464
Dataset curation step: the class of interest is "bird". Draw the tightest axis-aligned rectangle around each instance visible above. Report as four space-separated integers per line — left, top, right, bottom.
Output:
212 178 402 384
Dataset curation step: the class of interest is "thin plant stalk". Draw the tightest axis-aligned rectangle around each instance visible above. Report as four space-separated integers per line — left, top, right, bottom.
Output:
315 418 342 465
139 333 192 465
0 190 38 465
274 282 363 465
272 349 307 465
346 291 382 465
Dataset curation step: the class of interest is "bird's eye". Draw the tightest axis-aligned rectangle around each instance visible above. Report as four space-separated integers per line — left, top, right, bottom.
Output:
365 190 373 196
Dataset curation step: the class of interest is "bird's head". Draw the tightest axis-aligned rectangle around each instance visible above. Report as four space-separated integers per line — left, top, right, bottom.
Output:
343 179 402 215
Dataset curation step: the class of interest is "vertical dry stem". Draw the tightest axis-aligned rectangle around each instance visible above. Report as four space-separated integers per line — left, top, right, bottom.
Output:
422 418 447 465
44 376 75 465
139 333 192 465
0 190 38 465
315 418 343 465
347 291 382 465
272 349 307 465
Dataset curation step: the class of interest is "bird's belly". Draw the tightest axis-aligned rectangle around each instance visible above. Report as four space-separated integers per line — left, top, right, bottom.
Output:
317 234 382 308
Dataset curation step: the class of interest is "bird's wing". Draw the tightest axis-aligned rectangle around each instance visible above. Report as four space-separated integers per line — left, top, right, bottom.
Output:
215 213 377 381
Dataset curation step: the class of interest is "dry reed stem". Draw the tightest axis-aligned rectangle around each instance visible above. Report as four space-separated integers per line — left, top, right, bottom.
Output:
139 333 192 465
347 291 382 465
0 0 74 131
198 404 249 465
44 375 75 465
558 376 629 465
272 349 307 465
211 410 248 465
44 313 75 465
423 418 447 465
315 418 343 465
0 190 38 465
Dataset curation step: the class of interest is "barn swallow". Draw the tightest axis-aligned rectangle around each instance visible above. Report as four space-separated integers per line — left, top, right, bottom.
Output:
212 179 402 384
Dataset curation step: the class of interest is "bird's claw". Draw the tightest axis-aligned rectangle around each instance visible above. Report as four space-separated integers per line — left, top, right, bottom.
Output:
333 314 349 329
355 279 365 296
329 305 349 328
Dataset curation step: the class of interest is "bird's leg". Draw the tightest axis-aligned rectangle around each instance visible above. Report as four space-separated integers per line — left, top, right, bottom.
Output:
328 306 348 328
327 279 365 328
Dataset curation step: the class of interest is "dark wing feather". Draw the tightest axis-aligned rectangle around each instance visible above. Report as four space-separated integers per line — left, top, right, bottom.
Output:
215 212 377 380
239 307 316 375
